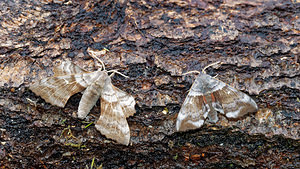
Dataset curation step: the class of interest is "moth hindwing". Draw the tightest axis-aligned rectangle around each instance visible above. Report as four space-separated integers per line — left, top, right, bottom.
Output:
176 73 258 132
30 60 136 145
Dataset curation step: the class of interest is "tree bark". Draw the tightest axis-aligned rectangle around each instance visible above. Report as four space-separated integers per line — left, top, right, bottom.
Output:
0 0 299 168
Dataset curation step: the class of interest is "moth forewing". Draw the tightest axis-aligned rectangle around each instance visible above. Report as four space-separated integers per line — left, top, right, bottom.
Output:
53 60 88 76
30 61 136 145
29 71 101 108
211 84 258 118
176 95 210 132
95 77 132 145
95 101 131 145
30 61 92 107
176 73 258 132
113 87 136 118
30 75 86 107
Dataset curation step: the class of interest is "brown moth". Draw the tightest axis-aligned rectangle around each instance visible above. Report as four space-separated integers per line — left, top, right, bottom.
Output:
176 66 258 132
30 60 136 145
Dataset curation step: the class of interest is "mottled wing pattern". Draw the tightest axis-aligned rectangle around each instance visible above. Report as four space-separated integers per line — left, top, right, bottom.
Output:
30 61 97 108
113 86 136 117
30 73 95 107
176 73 257 132
53 60 87 76
95 78 132 145
212 83 258 118
176 93 210 131
30 61 136 145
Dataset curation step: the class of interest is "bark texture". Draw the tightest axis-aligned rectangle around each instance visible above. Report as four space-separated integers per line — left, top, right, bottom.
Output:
0 0 299 168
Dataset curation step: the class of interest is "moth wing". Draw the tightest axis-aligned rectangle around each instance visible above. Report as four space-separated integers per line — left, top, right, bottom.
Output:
176 94 210 132
30 72 98 107
95 80 131 145
53 60 88 76
212 82 258 119
176 73 258 132
114 86 136 118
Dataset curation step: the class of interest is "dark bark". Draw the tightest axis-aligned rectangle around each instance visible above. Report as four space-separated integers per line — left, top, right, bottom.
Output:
0 0 299 168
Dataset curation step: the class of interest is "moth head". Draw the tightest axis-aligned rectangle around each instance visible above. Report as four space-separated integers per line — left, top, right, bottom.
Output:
94 71 110 88
182 61 223 88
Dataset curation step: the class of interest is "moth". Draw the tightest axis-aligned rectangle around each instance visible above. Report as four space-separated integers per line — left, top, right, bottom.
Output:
176 64 258 132
30 60 136 145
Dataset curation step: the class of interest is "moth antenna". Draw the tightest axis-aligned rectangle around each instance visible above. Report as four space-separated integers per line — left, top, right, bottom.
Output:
90 55 106 71
202 61 222 74
182 70 201 76
108 70 129 78
109 71 115 77
97 57 106 71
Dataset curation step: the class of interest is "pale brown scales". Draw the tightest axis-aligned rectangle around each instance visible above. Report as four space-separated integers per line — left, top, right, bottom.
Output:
30 75 87 107
176 73 258 132
30 60 136 145
96 98 130 145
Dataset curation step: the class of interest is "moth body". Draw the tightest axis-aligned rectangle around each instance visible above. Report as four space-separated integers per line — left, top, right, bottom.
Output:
77 71 108 119
176 73 258 132
30 61 136 145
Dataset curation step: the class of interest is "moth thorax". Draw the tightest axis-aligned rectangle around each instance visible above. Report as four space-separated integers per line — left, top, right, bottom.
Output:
194 74 224 94
94 72 109 87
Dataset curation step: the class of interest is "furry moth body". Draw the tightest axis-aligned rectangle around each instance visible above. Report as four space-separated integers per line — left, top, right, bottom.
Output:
176 73 258 132
30 61 136 145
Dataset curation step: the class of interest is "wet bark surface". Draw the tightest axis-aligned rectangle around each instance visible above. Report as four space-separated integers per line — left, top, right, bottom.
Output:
0 0 299 168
